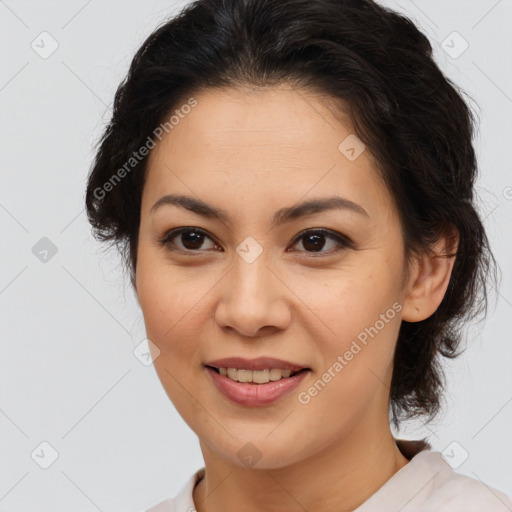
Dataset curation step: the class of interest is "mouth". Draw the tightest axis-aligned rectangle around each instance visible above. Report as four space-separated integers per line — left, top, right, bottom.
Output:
204 363 311 406
205 365 309 384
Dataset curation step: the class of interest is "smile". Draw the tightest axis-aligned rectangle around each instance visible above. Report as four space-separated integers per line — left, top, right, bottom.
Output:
205 366 310 406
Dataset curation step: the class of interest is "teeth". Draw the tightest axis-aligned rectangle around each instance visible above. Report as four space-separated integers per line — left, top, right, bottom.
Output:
217 367 295 383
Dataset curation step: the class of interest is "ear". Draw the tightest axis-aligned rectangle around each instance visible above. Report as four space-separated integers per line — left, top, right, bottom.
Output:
401 229 459 322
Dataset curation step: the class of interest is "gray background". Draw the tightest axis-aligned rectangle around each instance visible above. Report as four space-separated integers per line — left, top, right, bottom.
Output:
1 0 511 511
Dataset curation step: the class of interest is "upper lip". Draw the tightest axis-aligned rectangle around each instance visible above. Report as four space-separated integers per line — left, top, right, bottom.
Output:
204 357 309 372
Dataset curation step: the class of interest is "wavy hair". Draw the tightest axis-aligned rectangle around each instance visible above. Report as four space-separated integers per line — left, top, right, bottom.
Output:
85 0 499 428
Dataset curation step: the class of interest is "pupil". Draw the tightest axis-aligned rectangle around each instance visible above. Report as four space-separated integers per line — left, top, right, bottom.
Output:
182 231 203 249
303 234 325 252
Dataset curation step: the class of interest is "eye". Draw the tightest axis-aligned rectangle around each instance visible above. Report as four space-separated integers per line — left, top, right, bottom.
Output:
157 227 354 256
158 227 220 253
288 228 353 257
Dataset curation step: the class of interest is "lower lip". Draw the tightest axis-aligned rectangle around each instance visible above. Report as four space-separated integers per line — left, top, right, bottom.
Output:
205 366 310 406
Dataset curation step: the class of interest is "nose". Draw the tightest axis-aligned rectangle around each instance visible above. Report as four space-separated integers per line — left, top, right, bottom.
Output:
214 251 292 338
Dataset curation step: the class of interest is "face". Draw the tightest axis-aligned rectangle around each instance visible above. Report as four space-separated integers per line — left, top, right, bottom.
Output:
135 84 413 469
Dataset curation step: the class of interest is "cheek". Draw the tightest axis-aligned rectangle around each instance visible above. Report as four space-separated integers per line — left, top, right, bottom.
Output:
137 241 206 320
302 261 400 340
298 258 402 390
298 297 400 434
136 250 201 353
136 255 208 415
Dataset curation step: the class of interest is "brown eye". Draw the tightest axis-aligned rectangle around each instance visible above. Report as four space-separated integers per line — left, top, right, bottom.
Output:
159 227 219 252
289 229 353 256
158 227 353 257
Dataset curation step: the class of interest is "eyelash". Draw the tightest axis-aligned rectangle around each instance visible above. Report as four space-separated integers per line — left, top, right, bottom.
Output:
157 227 354 257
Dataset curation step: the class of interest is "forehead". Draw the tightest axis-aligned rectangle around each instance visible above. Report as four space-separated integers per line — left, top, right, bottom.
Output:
156 84 356 152
142 85 394 223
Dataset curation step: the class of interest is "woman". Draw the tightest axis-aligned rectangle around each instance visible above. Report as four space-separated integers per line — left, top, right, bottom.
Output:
85 0 512 510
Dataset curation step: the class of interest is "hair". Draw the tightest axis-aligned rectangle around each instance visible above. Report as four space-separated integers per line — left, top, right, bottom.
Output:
85 0 499 429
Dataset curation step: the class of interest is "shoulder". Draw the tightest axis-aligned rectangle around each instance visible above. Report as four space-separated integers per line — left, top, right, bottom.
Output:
396 448 512 512
356 442 512 512
139 468 205 512
423 457 512 511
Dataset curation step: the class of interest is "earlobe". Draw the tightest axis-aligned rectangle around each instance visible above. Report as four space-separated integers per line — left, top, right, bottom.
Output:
401 230 459 322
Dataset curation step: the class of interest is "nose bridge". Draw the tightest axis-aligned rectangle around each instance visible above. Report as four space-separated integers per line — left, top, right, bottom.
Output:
230 237 276 305
215 238 290 336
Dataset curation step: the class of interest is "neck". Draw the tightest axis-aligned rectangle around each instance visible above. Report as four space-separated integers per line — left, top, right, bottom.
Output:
193 423 410 512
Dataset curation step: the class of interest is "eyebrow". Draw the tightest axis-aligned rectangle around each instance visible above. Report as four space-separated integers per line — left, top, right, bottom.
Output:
150 193 369 226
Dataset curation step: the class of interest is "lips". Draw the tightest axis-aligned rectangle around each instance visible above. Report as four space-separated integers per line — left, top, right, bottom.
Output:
205 365 310 406
204 356 310 372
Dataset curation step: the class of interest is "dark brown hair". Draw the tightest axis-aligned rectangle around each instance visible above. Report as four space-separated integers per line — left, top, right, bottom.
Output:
84 0 499 428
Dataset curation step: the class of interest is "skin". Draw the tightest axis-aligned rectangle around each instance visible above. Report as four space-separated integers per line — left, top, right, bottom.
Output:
134 84 457 512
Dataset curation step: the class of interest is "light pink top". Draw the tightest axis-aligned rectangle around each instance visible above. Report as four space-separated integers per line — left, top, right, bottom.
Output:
143 439 512 512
